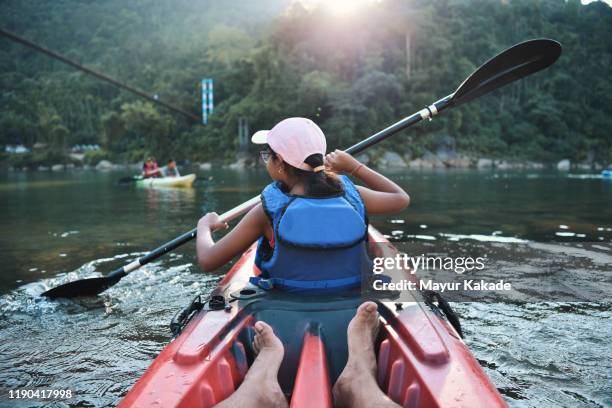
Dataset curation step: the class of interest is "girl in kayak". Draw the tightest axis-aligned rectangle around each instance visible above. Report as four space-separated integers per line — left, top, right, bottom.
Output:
197 117 409 407
196 117 409 284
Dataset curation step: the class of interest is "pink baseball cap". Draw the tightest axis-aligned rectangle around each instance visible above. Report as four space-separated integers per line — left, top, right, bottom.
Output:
251 117 327 171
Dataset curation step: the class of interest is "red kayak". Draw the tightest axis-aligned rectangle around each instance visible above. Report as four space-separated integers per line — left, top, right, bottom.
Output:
119 227 506 407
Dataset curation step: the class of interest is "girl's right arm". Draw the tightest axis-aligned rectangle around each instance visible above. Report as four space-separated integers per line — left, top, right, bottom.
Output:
196 204 269 272
325 149 410 214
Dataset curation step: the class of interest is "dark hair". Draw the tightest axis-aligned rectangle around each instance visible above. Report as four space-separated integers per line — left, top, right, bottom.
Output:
167 159 175 164
268 146 342 197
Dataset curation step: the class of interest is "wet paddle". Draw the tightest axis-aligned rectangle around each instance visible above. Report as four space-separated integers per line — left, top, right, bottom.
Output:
42 38 561 298
118 176 141 184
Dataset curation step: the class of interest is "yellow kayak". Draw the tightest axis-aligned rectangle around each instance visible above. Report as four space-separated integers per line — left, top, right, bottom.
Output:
135 173 196 188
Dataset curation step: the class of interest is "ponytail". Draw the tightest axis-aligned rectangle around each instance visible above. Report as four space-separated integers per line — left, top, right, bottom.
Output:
266 146 342 197
293 153 342 197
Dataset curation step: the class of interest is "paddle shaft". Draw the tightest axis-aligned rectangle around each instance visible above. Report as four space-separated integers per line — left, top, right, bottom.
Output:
346 95 453 155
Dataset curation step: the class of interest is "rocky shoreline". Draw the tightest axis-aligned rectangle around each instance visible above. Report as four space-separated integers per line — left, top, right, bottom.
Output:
218 151 608 172
4 154 609 172
361 151 607 171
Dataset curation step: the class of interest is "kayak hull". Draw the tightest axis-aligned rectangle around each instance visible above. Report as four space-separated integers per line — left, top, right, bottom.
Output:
119 227 506 408
135 173 196 188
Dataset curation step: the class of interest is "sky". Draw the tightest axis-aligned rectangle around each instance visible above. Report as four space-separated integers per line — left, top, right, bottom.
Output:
298 0 612 12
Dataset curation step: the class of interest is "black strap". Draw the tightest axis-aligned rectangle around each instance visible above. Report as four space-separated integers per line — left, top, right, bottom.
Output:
423 290 463 338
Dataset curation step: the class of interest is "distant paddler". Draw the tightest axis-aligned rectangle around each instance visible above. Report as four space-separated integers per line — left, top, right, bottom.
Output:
160 159 180 177
142 156 161 178
119 157 193 187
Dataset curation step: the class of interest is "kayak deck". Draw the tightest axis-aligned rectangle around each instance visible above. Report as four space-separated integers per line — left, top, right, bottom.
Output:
135 173 196 188
119 228 506 408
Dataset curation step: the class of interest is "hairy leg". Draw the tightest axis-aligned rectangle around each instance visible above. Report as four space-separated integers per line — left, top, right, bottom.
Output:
214 321 287 408
333 302 401 408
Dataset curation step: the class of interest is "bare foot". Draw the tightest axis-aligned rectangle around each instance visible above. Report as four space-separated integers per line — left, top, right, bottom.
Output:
251 321 285 371
333 302 399 408
214 321 287 408
346 301 380 373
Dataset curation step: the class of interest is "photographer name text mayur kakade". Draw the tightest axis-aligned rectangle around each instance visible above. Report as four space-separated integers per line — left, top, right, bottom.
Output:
372 278 512 292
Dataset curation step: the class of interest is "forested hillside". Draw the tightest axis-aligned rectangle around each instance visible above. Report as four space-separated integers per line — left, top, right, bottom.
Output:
1 0 611 166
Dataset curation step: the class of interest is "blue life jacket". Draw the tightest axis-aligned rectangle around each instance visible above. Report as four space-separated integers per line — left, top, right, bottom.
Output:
252 175 371 292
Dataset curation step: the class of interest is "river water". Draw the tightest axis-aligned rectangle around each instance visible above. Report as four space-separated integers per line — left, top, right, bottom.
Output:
0 168 610 407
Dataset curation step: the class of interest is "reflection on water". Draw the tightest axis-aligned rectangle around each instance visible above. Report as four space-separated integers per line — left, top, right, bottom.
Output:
0 168 610 407
142 185 197 213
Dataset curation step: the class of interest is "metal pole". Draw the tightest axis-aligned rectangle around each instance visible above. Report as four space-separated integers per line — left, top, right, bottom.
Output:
0 28 200 122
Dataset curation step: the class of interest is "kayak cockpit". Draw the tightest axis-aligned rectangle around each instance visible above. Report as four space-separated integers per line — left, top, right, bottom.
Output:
119 230 506 408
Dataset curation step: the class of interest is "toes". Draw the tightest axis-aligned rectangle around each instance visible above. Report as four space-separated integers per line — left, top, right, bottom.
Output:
253 320 282 353
253 336 262 354
359 301 378 314
356 301 378 322
351 302 380 341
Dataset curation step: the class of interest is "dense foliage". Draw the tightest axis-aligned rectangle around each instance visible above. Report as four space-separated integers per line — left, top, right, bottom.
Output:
1 0 611 165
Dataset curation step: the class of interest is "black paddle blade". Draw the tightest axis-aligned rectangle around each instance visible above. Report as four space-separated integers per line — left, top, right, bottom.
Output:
451 39 562 107
41 276 118 298
118 176 138 185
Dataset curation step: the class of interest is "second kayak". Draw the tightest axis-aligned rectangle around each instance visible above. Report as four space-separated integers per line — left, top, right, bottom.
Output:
135 173 196 188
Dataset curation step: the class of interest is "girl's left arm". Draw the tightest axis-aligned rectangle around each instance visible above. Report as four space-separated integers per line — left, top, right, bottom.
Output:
196 204 268 272
325 149 410 214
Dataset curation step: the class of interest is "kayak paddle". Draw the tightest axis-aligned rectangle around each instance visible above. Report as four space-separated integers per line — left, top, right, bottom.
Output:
118 176 141 184
42 38 561 298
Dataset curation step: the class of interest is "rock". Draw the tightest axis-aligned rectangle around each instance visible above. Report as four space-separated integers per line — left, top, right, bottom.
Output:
228 157 248 170
575 163 591 171
408 158 434 169
525 161 545 170
38 166 49 171
379 151 407 168
593 162 604 170
557 159 570 171
51 164 64 171
95 160 114 170
435 149 457 162
199 162 212 170
421 150 446 168
445 155 472 168
494 160 522 170
494 160 508 170
477 158 493 169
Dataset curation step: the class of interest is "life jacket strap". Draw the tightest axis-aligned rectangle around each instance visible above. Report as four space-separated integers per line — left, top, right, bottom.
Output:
249 275 361 290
